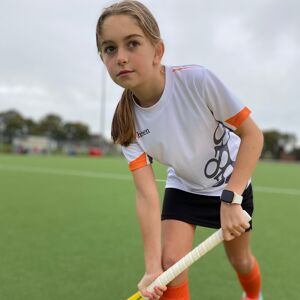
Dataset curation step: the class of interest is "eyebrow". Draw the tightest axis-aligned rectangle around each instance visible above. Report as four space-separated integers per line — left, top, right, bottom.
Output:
101 34 144 47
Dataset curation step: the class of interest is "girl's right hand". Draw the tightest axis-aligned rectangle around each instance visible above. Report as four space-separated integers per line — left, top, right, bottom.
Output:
138 270 167 300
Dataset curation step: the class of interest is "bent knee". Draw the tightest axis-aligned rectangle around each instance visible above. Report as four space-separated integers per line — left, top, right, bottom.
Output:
162 253 179 271
228 255 253 273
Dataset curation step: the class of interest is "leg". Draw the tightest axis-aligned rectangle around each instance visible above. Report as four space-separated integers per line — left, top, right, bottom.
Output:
160 220 195 300
162 220 195 285
223 231 253 274
224 232 262 299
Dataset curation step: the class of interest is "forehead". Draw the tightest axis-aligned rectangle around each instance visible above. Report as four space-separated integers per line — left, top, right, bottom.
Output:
101 15 145 42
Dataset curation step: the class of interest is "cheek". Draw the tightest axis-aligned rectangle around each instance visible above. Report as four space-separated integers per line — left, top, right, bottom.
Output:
103 59 115 76
103 60 122 85
134 51 155 69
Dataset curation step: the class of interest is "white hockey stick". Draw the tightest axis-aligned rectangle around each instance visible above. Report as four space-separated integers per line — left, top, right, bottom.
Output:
127 210 251 300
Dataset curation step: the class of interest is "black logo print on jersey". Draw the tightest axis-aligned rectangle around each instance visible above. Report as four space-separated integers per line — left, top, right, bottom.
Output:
136 129 151 139
204 123 235 187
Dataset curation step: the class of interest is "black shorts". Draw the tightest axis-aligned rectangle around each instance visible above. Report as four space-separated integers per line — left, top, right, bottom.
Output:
161 184 254 230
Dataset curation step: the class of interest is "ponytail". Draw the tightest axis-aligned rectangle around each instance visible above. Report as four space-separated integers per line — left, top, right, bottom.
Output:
111 89 136 146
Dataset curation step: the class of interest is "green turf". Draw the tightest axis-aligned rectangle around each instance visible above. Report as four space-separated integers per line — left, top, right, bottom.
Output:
0 155 299 299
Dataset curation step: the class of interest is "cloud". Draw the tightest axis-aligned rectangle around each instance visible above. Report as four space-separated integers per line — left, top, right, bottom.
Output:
0 84 47 97
0 0 299 142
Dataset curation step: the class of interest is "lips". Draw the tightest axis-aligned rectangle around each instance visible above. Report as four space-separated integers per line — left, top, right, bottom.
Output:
117 70 134 77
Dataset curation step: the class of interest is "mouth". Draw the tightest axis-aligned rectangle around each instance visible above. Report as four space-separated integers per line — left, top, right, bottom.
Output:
117 70 134 77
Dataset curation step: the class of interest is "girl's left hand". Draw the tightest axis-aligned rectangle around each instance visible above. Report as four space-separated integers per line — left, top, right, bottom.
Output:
220 203 250 241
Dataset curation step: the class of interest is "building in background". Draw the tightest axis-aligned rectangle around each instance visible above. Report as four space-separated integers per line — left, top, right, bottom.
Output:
12 135 58 154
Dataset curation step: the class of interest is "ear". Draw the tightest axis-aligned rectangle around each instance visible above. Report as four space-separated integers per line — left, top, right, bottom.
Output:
153 41 165 65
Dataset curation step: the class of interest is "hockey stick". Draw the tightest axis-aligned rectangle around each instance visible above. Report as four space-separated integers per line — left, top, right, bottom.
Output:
127 210 251 300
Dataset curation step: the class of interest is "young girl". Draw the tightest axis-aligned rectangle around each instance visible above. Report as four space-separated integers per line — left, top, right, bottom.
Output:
96 1 264 299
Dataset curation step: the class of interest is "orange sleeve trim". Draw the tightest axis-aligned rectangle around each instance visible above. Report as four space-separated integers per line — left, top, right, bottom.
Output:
225 107 251 128
129 152 149 172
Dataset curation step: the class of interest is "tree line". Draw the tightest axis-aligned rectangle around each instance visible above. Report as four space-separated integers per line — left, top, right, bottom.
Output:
262 130 299 160
0 109 299 160
0 110 91 144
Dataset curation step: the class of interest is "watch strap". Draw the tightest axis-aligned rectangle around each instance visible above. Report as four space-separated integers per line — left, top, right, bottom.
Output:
232 192 243 204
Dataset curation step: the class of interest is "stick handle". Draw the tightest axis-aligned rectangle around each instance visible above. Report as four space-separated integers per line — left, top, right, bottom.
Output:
128 211 251 300
148 210 251 290
147 228 223 290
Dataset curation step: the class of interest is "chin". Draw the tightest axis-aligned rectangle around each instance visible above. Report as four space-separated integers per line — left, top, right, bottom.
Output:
118 81 137 90
112 78 128 89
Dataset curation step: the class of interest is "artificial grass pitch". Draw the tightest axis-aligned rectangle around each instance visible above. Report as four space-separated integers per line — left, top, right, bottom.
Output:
0 154 299 299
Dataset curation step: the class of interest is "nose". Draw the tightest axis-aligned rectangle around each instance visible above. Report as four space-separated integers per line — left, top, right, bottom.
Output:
116 48 128 66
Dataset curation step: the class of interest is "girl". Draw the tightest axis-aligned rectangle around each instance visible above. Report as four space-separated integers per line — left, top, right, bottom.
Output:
96 1 264 299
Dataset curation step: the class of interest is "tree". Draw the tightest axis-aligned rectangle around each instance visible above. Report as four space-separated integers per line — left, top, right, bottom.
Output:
37 114 65 141
0 110 26 143
63 122 90 141
24 118 39 135
262 130 297 159
280 133 297 152
0 110 93 147
292 147 300 160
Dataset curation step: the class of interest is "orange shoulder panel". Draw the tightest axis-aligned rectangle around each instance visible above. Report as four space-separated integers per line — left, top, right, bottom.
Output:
172 66 193 73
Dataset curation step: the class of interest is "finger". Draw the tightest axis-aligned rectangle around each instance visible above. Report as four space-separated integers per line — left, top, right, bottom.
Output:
225 225 243 238
144 286 166 300
153 287 161 296
244 221 251 229
151 291 161 299
153 289 162 300
158 285 167 292
236 222 251 233
225 225 241 236
233 225 247 233
231 228 242 237
141 289 154 299
152 288 160 298
223 230 235 241
154 286 167 297
230 231 244 239
242 216 251 228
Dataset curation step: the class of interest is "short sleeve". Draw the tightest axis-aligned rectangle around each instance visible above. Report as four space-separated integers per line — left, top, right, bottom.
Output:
121 141 153 172
203 68 251 130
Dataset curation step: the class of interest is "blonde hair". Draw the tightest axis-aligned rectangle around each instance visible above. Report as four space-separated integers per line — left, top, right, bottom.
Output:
96 1 162 146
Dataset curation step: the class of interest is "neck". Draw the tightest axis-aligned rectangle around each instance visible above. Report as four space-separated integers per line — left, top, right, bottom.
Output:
132 66 165 108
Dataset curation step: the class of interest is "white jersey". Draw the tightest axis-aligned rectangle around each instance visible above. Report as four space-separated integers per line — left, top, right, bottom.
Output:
122 65 251 196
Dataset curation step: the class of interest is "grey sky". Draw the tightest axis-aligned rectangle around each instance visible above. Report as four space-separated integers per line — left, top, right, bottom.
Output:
0 0 299 143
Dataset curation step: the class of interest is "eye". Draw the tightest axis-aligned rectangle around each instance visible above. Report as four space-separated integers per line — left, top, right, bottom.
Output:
103 46 116 54
128 40 140 49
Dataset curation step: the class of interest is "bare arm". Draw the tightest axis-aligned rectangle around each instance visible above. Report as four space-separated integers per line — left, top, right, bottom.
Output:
132 165 166 298
226 117 264 194
221 117 264 240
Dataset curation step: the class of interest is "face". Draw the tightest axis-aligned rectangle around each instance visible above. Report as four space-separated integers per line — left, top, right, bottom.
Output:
100 15 162 90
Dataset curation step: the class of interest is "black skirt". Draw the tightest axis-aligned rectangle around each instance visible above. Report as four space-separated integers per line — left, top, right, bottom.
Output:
161 184 254 230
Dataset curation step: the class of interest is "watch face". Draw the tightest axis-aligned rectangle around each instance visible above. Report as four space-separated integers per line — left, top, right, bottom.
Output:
221 190 234 203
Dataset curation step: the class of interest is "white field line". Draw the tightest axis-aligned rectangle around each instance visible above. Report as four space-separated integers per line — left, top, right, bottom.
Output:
254 186 300 196
0 164 299 197
0 164 132 181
